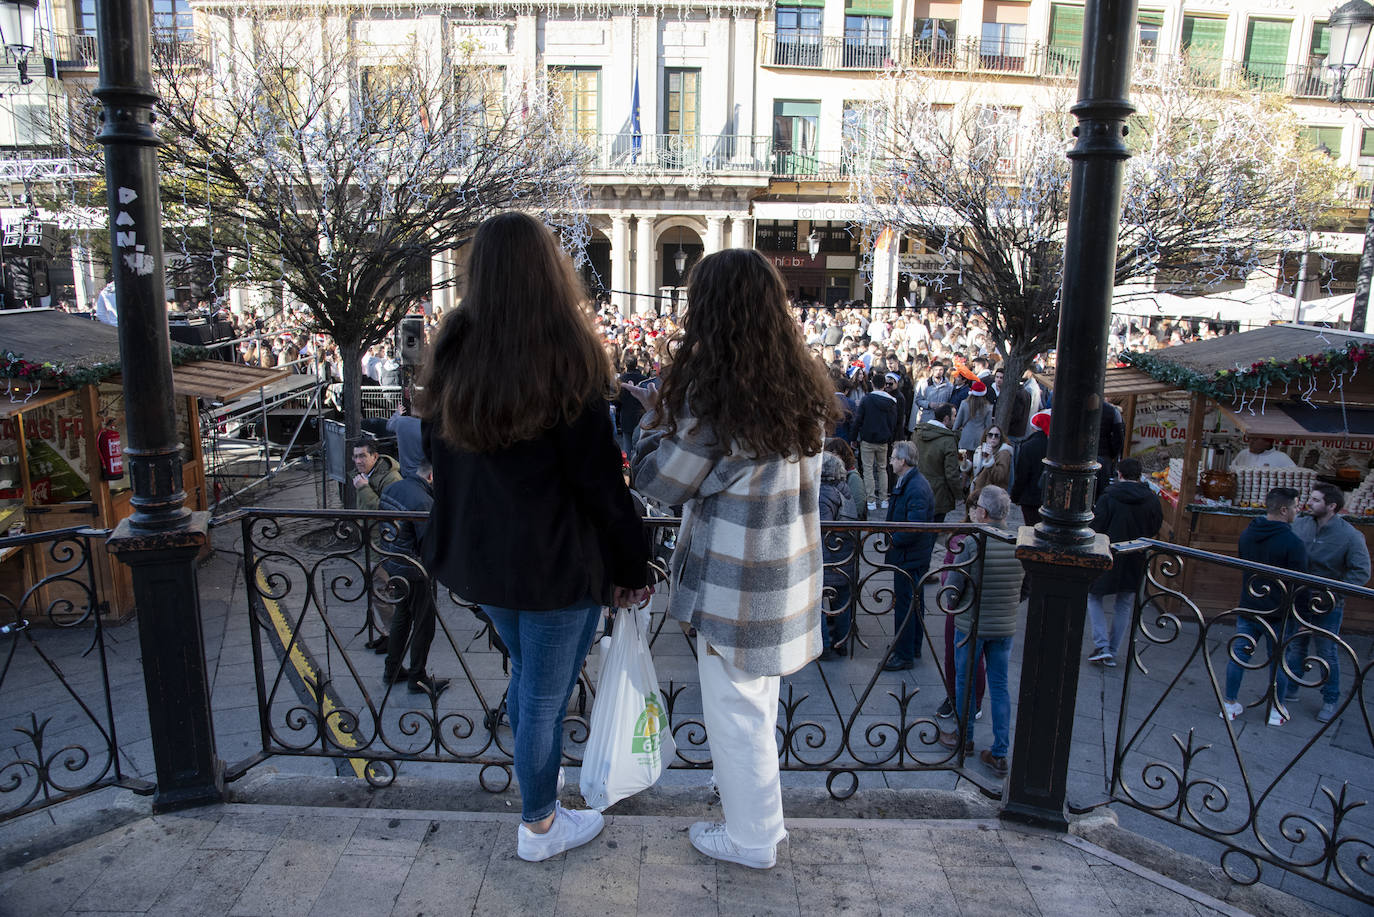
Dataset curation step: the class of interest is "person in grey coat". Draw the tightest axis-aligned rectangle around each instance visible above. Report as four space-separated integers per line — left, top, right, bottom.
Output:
1287 483 1372 724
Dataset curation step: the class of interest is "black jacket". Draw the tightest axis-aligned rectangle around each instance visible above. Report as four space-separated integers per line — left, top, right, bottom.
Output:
1237 518 1307 612
1011 430 1048 507
422 399 650 610
853 389 899 444
1089 480 1163 595
616 370 648 433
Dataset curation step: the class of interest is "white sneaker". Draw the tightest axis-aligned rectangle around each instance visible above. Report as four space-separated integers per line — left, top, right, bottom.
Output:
867 501 878 511
1267 708 1288 727
1088 650 1112 665
689 821 778 869
517 802 604 862
1219 700 1243 721
557 767 565 795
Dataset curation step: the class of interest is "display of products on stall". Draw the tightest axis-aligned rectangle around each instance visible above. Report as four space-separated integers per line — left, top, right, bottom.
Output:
1345 471 1374 516
1232 467 1318 508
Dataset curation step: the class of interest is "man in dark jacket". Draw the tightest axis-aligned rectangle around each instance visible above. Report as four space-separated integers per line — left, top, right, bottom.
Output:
1221 487 1306 726
1086 459 1163 667
1095 401 1126 498
379 461 449 696
352 438 402 510
853 374 901 510
913 402 961 519
883 441 936 671
616 358 649 456
1011 411 1050 525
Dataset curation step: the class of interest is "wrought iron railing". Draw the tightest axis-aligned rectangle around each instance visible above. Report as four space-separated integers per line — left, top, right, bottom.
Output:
578 133 773 176
0 526 152 822
232 508 1010 798
1103 539 1374 905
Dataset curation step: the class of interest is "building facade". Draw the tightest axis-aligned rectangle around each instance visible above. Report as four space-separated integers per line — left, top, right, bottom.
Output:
0 0 1369 315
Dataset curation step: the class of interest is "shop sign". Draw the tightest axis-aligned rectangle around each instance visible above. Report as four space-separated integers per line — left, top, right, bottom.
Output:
898 253 960 274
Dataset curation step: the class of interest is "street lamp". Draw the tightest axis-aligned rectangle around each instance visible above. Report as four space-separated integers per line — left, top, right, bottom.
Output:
1327 0 1374 330
807 229 821 259
673 232 687 276
0 0 39 85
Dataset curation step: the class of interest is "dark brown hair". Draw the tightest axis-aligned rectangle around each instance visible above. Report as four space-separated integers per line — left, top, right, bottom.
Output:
654 249 836 457
419 212 612 451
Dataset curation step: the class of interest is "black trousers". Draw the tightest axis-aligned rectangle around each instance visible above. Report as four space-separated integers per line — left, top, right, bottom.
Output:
384 566 437 678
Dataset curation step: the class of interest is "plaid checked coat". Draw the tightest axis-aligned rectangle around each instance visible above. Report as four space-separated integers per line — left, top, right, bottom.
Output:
633 414 824 677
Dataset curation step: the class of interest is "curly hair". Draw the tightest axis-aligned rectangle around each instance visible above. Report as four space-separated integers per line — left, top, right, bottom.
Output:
654 249 836 457
418 212 613 451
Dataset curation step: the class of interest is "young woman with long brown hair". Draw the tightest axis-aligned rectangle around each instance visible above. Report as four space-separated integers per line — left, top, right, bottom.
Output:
628 248 836 869
420 211 650 862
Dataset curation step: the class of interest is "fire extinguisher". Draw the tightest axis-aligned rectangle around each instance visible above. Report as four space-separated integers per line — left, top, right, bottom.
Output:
97 420 123 480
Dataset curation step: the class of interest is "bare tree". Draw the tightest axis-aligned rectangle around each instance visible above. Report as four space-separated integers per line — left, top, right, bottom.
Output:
855 64 1345 432
137 9 589 501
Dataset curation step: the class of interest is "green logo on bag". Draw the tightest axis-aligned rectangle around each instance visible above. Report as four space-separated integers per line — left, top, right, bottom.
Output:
631 691 665 761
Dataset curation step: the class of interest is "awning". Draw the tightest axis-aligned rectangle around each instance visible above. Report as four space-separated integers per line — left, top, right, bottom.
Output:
1035 366 1180 401
1220 402 1374 442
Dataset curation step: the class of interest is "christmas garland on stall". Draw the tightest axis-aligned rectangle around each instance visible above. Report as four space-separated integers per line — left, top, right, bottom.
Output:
2 344 212 391
1121 340 1374 403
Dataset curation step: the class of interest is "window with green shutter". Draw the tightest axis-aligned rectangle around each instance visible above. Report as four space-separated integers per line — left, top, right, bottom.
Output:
1312 21 1330 60
1182 15 1226 85
1244 19 1292 90
845 0 892 14
1137 10 1163 62
1048 4 1084 74
1361 128 1374 158
1298 126 1341 156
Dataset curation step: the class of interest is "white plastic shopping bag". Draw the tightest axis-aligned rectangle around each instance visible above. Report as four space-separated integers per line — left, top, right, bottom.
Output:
580 605 675 811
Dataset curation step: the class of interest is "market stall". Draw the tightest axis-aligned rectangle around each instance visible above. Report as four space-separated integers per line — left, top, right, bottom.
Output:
1123 324 1374 632
1 309 288 620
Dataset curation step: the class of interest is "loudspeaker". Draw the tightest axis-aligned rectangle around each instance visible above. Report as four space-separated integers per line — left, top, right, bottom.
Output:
399 316 425 367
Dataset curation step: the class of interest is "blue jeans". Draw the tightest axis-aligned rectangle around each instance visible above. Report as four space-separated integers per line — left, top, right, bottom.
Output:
1222 611 1293 705
953 629 1012 757
484 600 602 824
1284 603 1344 705
1087 591 1135 659
891 562 929 662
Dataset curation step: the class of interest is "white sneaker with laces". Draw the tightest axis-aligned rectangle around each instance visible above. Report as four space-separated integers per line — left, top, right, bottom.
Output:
517 802 604 862
1267 708 1288 727
689 821 778 869
1219 700 1243 721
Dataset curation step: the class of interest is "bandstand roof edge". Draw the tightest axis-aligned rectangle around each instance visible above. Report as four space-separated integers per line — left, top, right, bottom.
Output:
192 0 770 13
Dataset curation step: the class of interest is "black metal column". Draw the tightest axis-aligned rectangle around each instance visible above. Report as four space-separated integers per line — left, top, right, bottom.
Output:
1002 0 1131 829
1350 206 1374 333
95 0 222 810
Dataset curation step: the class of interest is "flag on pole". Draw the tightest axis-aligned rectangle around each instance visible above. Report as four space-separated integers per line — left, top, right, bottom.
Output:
631 71 642 163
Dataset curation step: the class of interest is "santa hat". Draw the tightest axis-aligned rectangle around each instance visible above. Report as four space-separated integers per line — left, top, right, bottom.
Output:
1030 411 1051 435
969 379 987 397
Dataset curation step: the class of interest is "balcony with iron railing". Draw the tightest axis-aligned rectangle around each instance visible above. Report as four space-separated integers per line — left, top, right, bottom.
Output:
29 28 207 72
577 133 774 177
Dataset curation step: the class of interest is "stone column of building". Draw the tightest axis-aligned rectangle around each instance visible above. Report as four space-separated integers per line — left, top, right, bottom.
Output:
430 249 456 314
611 213 631 316
731 216 752 250
705 214 726 254
634 214 656 316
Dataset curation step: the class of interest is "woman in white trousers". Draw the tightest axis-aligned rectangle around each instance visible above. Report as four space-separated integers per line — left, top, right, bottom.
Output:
629 249 835 868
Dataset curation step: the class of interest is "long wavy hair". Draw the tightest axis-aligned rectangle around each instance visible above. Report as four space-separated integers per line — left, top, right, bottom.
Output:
654 248 836 457
419 212 612 451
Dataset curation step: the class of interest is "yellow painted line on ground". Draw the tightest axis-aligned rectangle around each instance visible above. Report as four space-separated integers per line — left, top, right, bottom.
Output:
255 566 369 779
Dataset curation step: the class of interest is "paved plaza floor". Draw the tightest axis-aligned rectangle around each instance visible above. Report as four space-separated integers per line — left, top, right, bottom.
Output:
0 802 1278 917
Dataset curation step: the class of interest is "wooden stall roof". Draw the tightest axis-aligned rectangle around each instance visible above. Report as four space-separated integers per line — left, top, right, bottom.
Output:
1 306 290 403
2 307 122 366
1034 366 1180 399
160 362 291 403
1131 324 1374 379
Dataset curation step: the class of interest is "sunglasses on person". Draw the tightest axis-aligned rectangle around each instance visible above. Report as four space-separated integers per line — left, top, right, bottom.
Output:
986 431 1002 439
